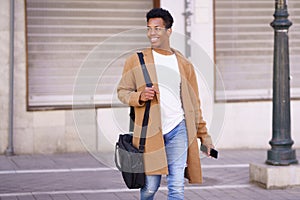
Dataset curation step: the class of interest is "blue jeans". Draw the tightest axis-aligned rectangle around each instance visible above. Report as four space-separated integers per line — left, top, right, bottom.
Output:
140 120 188 200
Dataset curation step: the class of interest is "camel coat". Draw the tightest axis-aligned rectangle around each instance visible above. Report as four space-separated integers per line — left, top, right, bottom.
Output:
117 48 213 184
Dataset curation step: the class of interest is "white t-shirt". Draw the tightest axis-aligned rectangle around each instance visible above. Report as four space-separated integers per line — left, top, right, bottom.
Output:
152 50 185 134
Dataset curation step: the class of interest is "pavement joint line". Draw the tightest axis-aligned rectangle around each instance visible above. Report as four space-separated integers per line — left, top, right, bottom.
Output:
0 184 253 197
0 164 249 175
202 164 249 169
0 168 115 175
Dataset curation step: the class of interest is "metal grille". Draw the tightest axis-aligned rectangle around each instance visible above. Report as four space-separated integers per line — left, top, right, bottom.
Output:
26 0 152 108
215 0 300 101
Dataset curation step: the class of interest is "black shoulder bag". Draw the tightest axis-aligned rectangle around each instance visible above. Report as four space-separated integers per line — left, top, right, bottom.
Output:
114 52 152 189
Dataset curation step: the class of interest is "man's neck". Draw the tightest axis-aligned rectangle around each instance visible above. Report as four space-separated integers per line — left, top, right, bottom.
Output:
152 48 174 55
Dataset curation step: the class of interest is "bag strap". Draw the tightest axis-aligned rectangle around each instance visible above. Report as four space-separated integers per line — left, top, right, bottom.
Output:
137 52 152 88
137 52 152 153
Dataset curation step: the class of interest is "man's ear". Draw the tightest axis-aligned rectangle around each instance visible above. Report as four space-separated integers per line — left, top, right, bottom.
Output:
167 28 172 36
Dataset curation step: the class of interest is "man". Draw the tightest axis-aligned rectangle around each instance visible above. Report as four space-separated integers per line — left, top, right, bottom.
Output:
117 8 214 200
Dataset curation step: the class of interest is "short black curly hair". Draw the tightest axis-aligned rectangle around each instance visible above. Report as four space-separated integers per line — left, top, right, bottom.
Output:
146 8 174 29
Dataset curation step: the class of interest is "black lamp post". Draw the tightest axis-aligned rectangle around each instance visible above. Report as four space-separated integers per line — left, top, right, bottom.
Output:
266 0 298 165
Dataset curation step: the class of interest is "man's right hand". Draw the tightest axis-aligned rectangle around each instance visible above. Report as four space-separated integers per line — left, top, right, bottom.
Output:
139 86 159 102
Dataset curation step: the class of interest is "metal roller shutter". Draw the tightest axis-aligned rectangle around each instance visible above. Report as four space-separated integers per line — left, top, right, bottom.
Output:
215 0 300 101
26 0 153 109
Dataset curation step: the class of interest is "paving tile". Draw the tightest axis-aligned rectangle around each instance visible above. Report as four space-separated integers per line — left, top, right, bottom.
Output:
184 190 203 200
32 195 52 200
114 191 139 200
66 194 86 200
83 193 119 200
17 196 36 200
1 197 18 200
50 194 70 200
0 157 17 170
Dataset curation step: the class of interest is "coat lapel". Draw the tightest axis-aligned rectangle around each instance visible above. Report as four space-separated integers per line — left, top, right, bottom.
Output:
142 48 160 103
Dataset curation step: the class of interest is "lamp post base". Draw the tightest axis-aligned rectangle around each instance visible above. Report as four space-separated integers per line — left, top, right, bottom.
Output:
266 149 298 166
250 163 300 189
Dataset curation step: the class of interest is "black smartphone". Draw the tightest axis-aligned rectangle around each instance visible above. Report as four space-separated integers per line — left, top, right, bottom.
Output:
200 144 218 159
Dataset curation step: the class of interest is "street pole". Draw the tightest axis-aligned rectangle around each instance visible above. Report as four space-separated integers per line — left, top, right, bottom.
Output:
183 0 192 59
266 0 298 165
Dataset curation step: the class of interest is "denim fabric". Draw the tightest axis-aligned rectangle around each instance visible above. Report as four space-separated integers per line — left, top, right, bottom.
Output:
140 120 188 200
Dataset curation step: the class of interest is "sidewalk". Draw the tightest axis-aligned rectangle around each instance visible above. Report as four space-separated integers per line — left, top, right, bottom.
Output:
0 149 299 200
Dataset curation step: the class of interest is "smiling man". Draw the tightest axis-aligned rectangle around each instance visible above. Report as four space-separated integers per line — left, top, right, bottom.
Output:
117 8 214 200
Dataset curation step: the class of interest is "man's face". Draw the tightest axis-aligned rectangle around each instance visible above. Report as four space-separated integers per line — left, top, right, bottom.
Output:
147 18 172 50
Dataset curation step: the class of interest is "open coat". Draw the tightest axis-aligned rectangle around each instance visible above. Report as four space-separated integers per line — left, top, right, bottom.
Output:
117 48 213 184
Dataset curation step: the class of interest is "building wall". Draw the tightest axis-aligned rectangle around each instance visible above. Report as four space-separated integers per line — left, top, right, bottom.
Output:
0 0 299 155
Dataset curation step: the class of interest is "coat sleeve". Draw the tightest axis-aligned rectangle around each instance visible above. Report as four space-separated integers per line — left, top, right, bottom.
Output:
117 55 145 107
187 63 213 146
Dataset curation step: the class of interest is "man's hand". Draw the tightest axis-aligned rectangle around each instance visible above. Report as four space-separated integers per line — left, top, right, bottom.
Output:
201 144 215 157
206 144 215 157
139 86 159 102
